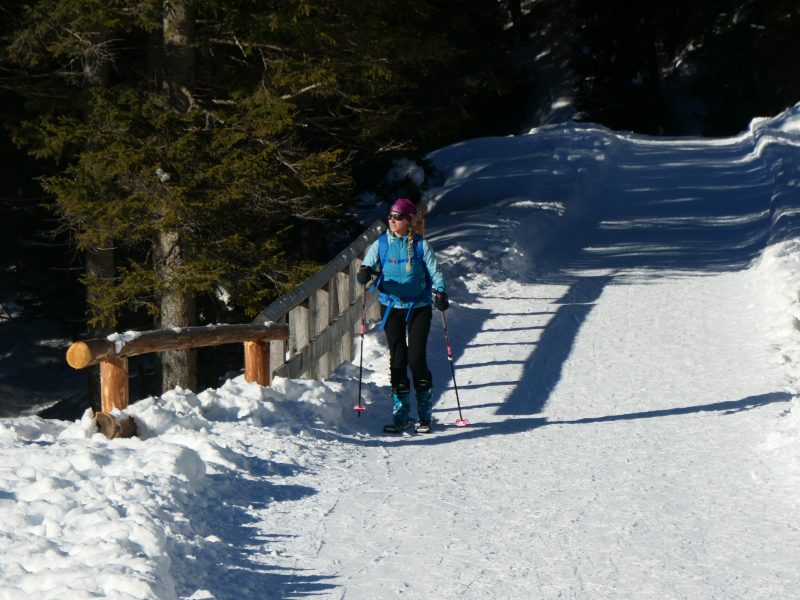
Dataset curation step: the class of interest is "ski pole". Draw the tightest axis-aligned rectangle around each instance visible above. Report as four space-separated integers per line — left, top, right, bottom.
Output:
439 310 469 426
354 286 367 416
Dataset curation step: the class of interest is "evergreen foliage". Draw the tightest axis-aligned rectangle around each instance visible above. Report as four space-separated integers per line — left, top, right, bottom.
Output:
6 0 796 338
2 0 512 329
547 0 800 135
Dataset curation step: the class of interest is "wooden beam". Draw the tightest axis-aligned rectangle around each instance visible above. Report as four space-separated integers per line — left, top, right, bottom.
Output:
67 322 289 369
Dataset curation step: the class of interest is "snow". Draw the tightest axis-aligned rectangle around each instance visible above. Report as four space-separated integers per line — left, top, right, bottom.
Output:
106 331 142 354
3 102 800 598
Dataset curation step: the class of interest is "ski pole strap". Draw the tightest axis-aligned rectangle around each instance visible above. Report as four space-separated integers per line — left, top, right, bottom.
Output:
360 288 367 334
369 270 383 293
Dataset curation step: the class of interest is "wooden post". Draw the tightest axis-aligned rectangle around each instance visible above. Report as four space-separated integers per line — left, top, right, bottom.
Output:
269 315 287 382
243 340 270 386
100 357 129 412
289 301 310 377
366 283 380 323
327 276 341 371
97 357 136 440
351 258 362 306
336 269 352 363
313 283 332 378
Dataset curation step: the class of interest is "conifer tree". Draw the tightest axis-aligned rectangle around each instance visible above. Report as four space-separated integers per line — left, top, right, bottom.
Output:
3 0 513 393
157 0 198 390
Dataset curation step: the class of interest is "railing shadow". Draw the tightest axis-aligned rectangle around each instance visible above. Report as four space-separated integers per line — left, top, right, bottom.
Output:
427 305 494 411
548 391 793 425
330 391 791 448
496 274 612 415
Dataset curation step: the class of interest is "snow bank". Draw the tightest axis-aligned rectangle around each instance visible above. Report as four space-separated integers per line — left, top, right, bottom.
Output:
755 240 800 490
0 340 388 600
749 101 800 496
424 123 619 282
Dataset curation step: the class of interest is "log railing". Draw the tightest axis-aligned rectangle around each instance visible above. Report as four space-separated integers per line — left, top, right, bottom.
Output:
66 219 386 437
66 322 289 436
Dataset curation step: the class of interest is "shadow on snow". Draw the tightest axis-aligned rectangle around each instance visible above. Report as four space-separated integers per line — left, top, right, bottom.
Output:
334 391 791 448
175 454 337 599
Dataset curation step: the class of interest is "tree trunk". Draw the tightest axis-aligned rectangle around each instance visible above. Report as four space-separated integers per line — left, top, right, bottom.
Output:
82 30 114 413
155 229 197 391
163 0 195 111
157 0 197 392
508 0 529 40
85 247 115 411
642 8 669 134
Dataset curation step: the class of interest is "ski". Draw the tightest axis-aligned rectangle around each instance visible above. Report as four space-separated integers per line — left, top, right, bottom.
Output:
414 422 433 434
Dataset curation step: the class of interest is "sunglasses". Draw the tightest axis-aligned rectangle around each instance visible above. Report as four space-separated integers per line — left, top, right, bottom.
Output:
388 213 409 222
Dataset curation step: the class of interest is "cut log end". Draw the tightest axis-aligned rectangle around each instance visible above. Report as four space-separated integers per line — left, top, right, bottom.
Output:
95 412 137 439
66 342 93 369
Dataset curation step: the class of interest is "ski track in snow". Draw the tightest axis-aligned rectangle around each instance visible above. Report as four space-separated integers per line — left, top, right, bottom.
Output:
3 111 800 599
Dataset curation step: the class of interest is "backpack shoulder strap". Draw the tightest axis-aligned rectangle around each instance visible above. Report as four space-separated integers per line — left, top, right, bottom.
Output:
416 237 431 287
414 236 425 260
370 232 389 293
378 231 389 267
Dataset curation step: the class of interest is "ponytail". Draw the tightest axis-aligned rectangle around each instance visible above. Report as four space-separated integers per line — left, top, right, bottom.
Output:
406 229 414 273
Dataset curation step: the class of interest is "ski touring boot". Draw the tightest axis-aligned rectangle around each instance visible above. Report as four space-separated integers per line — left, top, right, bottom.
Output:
383 383 411 434
414 379 434 434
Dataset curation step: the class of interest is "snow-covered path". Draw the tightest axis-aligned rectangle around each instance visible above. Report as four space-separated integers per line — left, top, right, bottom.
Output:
4 115 800 599
234 128 800 598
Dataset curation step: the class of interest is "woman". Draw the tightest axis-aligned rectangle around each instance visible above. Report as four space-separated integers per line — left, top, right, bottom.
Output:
357 197 449 433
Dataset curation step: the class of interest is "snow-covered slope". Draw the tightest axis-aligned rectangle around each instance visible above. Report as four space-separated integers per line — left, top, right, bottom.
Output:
2 104 800 599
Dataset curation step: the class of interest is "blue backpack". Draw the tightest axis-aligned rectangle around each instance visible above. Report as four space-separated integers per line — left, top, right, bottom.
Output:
371 232 431 328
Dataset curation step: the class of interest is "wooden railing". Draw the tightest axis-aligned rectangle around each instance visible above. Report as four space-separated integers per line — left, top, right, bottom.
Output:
66 219 386 437
66 322 290 436
254 219 385 380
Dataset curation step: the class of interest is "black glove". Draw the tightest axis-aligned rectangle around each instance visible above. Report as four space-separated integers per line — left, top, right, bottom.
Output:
356 265 373 286
433 291 449 311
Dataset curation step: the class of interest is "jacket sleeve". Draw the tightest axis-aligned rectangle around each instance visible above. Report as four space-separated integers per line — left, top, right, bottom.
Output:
362 239 380 272
422 240 446 293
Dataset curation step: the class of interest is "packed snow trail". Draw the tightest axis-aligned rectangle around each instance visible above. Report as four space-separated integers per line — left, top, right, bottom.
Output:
245 128 800 599
3 115 800 599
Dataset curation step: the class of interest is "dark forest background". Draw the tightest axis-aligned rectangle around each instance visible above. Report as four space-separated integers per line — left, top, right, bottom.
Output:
1 0 798 414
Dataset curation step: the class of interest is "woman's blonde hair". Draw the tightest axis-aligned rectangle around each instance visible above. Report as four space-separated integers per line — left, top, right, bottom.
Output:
405 203 426 272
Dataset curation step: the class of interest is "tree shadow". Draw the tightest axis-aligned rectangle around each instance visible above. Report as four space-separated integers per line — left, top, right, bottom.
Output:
565 139 777 274
174 455 339 599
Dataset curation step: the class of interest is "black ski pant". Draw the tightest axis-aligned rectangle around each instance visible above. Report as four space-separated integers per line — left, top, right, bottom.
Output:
381 303 433 393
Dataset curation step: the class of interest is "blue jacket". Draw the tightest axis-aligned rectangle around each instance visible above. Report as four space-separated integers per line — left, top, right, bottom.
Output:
362 232 446 310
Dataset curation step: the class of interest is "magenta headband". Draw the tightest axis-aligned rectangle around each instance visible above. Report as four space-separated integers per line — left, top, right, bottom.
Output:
389 197 417 216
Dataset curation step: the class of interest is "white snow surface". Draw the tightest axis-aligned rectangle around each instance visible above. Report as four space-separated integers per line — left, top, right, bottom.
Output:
3 103 800 599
